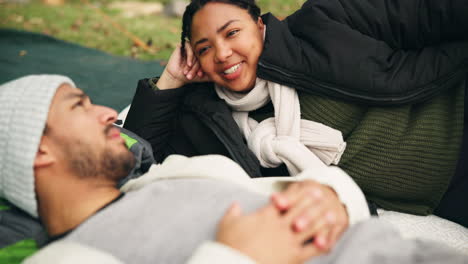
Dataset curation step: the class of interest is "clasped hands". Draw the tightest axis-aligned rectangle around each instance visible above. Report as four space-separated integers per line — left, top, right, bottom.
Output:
217 180 349 264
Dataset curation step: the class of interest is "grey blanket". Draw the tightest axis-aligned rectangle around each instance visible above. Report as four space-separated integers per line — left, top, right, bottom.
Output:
313 218 466 264
57 178 466 264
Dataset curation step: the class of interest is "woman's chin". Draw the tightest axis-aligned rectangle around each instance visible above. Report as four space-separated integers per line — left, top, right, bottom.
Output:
224 79 256 93
226 85 253 93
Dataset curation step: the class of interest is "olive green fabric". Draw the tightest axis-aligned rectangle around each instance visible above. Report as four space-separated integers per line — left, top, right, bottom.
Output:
0 29 164 111
0 239 38 264
297 83 464 215
249 83 464 215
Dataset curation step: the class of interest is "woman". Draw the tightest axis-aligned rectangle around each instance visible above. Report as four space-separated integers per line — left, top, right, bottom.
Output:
124 0 468 228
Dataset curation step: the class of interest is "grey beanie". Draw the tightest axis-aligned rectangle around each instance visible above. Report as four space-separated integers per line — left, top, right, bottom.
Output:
0 74 75 218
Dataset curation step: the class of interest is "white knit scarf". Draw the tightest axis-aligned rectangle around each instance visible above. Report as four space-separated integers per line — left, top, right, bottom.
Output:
215 78 346 175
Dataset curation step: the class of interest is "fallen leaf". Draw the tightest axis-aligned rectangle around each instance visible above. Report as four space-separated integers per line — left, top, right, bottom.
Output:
13 15 24 23
29 17 44 25
71 18 83 31
23 22 33 30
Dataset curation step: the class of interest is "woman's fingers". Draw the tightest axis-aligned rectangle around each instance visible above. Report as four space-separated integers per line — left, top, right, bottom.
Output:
181 41 207 82
185 41 194 67
182 42 194 75
186 62 198 80
197 69 204 78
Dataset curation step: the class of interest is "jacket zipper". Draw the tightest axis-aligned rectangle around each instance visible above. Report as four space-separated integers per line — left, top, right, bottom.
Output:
258 61 466 105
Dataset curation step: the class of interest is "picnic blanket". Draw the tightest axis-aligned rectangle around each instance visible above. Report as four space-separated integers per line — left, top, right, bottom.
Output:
0 28 164 111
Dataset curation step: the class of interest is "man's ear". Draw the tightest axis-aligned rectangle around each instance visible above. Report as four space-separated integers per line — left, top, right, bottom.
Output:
34 137 55 168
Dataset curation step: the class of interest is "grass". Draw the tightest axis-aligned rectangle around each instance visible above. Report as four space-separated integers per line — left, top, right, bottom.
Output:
0 0 303 62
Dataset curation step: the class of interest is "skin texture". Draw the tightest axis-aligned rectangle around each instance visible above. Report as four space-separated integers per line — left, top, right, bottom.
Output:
156 2 264 91
271 181 349 251
34 84 134 235
217 177 351 263
189 2 264 92
218 202 321 264
43 84 134 181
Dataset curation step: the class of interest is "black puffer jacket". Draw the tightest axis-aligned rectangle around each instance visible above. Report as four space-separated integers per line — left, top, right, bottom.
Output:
124 0 468 175
258 0 468 105
125 80 270 178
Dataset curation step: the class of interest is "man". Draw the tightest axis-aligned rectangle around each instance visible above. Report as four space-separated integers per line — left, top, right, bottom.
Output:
0 75 465 264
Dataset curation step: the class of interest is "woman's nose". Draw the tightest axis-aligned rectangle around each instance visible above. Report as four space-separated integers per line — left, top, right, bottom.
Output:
214 43 232 63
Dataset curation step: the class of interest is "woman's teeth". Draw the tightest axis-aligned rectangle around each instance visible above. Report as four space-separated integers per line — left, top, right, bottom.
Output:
224 63 241 74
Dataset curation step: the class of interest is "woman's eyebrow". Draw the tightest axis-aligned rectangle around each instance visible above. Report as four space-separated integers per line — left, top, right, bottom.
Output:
216 19 239 33
194 19 240 47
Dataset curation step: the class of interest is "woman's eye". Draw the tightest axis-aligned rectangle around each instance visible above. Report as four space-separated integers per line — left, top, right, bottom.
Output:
198 46 209 56
227 29 239 37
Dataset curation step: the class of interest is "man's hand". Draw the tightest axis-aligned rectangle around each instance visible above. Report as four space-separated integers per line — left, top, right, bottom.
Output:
271 180 349 251
216 202 321 264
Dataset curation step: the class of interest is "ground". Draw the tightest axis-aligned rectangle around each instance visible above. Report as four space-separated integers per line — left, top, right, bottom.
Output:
0 0 303 62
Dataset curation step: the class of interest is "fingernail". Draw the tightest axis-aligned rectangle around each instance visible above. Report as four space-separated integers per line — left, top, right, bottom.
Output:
316 236 327 248
187 73 192 79
294 217 307 231
272 193 288 210
277 196 288 209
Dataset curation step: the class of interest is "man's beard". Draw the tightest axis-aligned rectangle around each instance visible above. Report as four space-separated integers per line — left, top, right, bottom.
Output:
65 140 135 183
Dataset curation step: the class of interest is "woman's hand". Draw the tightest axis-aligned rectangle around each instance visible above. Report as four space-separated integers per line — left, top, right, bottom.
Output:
271 180 349 252
217 202 321 264
157 42 210 90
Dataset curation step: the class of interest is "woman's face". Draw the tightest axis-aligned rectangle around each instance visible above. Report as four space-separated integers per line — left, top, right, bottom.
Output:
190 2 264 92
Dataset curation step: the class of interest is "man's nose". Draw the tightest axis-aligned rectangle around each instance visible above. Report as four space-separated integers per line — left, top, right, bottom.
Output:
97 105 118 125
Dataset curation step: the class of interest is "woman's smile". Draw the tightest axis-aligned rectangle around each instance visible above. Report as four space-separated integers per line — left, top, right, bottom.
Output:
190 2 264 92
221 62 243 80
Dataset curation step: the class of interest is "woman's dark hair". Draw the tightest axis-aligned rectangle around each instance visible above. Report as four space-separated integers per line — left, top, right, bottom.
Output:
180 0 261 61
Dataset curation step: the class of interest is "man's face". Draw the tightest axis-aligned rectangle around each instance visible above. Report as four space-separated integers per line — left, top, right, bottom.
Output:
43 84 134 182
